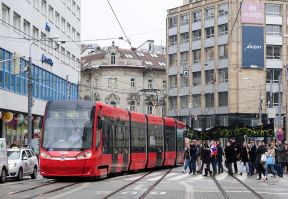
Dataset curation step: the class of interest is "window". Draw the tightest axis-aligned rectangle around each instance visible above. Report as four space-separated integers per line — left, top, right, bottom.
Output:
266 69 281 83
169 35 177 46
48 5 53 21
55 11 60 27
108 78 117 89
266 92 282 107
266 4 281 16
205 27 214 38
266 25 282 36
67 23 71 37
180 14 189 25
76 32 80 41
169 97 177 110
219 92 228 107
219 116 228 126
192 30 201 41
218 44 228 59
181 96 189 108
41 0 47 16
219 69 228 83
168 16 177 28
33 0 39 10
193 49 201 63
2 4 10 24
205 70 214 84
32 26 39 40
169 75 177 88
72 28 76 40
266 45 281 59
218 24 228 36
76 6 80 20
111 53 115 64
61 47 65 62
23 20 30 37
67 0 72 9
41 32 46 50
169 54 177 66
147 102 153 114
205 47 214 61
193 10 201 22
148 79 153 89
163 80 166 90
193 95 201 108
131 78 135 88
205 7 214 19
180 32 189 43
13 12 21 33
218 3 228 16
71 55 75 67
61 17 66 32
205 93 214 107
130 101 136 111
72 0 76 14
66 51 70 64
193 72 201 86
180 74 189 87
180 52 188 66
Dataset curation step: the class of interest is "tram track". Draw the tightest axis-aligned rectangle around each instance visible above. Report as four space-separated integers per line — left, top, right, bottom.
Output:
212 173 264 199
102 168 173 199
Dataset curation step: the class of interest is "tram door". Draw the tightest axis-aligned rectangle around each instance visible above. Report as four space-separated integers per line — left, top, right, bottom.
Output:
156 125 164 167
121 122 129 171
111 122 118 173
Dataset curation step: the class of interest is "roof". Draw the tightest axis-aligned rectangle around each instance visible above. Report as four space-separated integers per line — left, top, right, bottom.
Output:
81 46 166 71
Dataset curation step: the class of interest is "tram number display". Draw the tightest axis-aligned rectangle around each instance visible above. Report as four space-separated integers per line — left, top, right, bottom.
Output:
49 111 88 119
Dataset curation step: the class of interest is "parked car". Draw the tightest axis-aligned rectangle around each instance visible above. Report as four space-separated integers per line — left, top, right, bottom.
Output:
7 148 38 180
0 138 8 183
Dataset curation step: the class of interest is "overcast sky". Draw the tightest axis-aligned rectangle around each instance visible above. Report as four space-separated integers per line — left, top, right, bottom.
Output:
81 0 182 48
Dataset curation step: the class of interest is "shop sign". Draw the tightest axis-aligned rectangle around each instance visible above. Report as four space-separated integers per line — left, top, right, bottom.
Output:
3 112 13 123
241 1 264 24
45 22 51 32
41 54 53 66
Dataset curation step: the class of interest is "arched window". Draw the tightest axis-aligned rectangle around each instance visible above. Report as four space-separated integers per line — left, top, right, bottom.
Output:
147 102 153 114
110 100 116 106
130 101 136 111
111 53 115 64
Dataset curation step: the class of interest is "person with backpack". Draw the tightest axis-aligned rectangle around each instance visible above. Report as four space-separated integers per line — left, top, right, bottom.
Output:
256 140 267 181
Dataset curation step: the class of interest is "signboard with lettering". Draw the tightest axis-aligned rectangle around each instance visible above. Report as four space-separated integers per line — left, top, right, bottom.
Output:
242 26 264 68
41 54 53 66
241 1 264 24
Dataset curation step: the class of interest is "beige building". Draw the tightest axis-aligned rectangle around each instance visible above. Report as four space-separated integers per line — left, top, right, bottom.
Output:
167 0 288 130
80 41 167 116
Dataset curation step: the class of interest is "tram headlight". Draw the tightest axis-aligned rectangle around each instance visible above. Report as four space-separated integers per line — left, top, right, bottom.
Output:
76 150 92 160
40 151 51 159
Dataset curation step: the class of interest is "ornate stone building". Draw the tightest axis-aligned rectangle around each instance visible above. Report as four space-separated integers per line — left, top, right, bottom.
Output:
80 41 167 116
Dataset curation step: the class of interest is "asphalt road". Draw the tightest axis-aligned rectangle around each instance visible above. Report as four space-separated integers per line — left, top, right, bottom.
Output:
1 167 288 199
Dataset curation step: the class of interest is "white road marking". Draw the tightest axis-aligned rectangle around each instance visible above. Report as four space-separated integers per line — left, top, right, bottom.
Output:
167 173 190 181
47 182 91 199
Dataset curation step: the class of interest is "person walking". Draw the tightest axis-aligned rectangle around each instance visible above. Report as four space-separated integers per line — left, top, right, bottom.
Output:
275 141 286 177
196 140 202 173
202 142 212 177
265 143 278 181
210 141 218 175
256 140 267 181
217 140 224 174
224 141 234 175
248 141 257 176
239 142 249 175
232 140 240 174
189 140 198 175
182 146 191 173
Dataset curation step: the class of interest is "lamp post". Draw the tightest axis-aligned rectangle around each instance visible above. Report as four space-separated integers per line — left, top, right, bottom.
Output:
242 77 263 125
27 36 59 147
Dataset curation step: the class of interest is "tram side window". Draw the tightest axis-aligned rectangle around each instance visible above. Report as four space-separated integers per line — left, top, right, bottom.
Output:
148 124 164 152
102 117 112 154
165 126 176 151
131 121 146 153
177 129 185 152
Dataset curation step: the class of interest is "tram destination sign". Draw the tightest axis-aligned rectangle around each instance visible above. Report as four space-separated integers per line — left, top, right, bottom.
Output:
48 111 89 119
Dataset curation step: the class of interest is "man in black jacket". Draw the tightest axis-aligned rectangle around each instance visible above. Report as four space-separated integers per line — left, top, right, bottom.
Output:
189 140 198 175
255 140 267 180
224 141 234 175
248 141 257 176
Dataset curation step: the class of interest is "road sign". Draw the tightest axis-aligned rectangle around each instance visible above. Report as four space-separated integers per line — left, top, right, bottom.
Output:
276 133 284 141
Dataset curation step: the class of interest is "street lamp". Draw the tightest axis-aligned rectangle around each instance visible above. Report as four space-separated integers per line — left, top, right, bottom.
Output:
27 36 59 147
242 77 263 125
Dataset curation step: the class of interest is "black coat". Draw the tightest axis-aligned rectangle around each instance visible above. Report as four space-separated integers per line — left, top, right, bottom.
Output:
217 145 223 161
202 148 211 164
183 148 190 160
256 145 267 164
248 145 257 162
224 145 234 163
240 146 249 162
190 145 198 160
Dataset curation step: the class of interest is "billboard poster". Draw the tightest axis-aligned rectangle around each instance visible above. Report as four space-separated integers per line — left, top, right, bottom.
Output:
241 1 264 24
242 26 264 68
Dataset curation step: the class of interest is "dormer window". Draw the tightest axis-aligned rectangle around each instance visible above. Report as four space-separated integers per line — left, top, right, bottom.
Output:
111 53 115 64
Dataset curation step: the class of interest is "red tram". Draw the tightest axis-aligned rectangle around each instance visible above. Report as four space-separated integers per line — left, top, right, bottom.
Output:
40 100 186 178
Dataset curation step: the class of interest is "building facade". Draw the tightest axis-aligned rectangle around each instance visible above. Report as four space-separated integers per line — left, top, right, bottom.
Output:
80 41 167 116
167 0 288 130
0 0 81 146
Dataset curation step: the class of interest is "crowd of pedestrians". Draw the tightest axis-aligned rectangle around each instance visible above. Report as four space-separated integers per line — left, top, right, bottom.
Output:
182 139 288 181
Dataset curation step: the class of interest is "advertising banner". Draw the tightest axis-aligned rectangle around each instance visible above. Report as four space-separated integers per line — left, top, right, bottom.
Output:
241 1 264 24
242 26 264 68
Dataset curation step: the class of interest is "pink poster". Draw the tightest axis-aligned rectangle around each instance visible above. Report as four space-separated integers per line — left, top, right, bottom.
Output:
241 1 264 24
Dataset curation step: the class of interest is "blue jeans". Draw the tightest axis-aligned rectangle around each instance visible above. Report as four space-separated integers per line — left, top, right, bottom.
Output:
217 159 223 173
265 164 277 176
248 161 255 175
210 156 217 174
183 159 191 172
190 159 196 173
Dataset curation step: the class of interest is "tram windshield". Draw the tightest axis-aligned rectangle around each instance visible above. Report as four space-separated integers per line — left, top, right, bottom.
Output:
42 109 94 151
